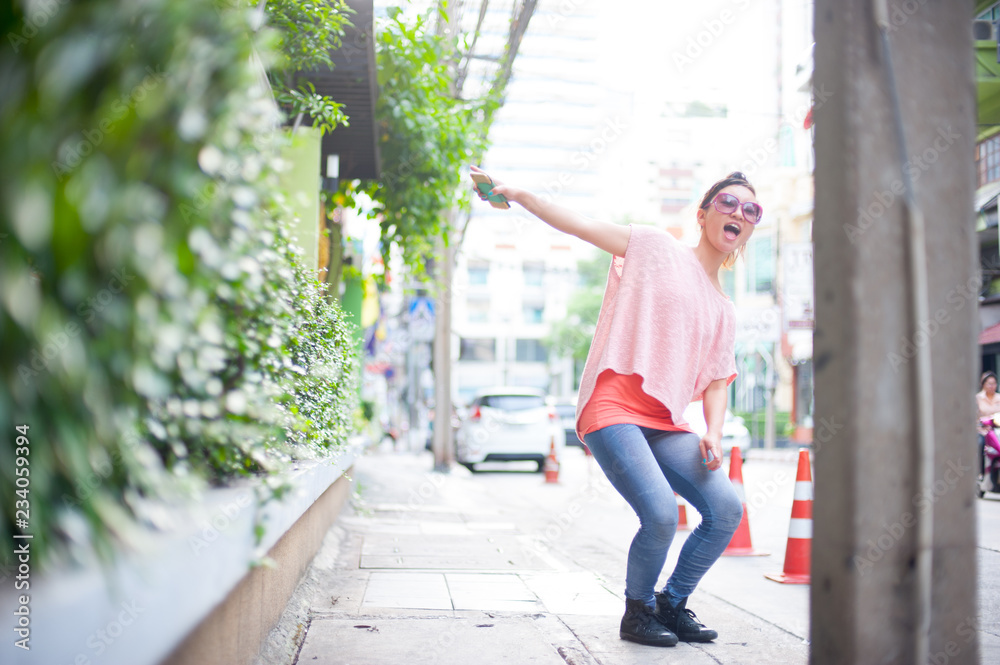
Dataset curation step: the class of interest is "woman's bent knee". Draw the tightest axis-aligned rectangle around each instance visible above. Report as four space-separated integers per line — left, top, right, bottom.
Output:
640 510 678 543
704 491 743 533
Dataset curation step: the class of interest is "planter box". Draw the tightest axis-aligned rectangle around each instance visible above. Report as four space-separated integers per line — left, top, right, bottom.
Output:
0 441 359 665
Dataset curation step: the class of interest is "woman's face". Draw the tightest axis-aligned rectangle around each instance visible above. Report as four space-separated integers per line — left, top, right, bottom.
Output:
697 184 758 255
986 377 997 393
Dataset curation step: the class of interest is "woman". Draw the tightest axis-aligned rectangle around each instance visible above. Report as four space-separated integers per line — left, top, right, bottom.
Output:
976 371 1000 474
472 166 759 648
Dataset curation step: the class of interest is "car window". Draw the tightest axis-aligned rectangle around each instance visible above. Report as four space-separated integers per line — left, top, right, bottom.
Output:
554 405 576 417
480 395 545 411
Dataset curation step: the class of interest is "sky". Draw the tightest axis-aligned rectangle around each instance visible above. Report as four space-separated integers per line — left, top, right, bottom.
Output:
458 0 813 231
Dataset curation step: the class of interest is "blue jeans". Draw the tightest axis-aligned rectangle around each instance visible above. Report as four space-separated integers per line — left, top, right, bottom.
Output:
584 424 743 609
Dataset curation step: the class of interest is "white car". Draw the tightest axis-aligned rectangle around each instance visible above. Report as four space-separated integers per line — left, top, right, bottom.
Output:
681 402 753 460
551 398 585 448
456 387 563 472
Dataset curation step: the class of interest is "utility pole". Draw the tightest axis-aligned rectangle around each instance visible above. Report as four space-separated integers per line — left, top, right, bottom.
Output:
430 0 539 471
811 2 977 663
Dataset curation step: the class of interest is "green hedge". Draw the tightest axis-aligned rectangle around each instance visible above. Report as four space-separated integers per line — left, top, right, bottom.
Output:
0 0 357 568
734 411 795 443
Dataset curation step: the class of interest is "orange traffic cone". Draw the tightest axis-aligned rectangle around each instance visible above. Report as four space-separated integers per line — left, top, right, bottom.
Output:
765 448 813 584
544 437 560 484
722 446 769 556
675 492 690 531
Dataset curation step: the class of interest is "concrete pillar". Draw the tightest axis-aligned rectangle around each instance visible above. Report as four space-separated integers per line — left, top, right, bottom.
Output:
433 237 456 471
811 2 978 664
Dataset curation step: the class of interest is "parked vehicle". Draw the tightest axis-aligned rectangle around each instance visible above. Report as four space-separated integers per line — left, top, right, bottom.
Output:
552 398 585 448
456 387 563 472
978 415 1000 499
681 402 753 460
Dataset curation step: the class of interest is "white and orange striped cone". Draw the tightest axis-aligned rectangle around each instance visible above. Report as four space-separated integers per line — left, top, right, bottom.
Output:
544 437 560 484
675 492 690 531
765 448 812 584
722 446 770 556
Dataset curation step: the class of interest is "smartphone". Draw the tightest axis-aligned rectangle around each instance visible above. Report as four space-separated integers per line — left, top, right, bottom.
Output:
470 171 510 209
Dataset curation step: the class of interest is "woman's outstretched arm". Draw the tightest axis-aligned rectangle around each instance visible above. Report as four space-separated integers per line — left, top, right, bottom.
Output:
471 165 631 257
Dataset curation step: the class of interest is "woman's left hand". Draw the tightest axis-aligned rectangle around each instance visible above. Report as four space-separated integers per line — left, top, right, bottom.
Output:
699 433 724 471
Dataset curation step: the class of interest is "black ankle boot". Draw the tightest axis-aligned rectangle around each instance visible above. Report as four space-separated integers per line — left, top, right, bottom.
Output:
619 598 678 647
654 593 718 642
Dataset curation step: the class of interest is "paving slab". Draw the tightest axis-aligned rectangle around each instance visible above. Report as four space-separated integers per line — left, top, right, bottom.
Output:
360 533 554 571
520 571 622 616
297 616 570 665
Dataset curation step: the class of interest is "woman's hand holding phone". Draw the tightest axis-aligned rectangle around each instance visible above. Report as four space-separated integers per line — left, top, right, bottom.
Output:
469 165 512 209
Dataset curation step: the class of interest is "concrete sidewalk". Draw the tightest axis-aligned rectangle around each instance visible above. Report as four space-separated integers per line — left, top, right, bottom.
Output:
257 447 811 665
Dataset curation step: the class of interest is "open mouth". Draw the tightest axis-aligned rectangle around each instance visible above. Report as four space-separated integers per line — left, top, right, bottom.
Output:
724 223 741 240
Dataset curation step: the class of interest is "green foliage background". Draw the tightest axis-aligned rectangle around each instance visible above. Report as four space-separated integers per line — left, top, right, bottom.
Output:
266 0 352 134
0 0 357 569
361 7 497 275
546 253 610 388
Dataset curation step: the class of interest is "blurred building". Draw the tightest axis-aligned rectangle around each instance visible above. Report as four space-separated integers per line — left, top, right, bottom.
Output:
975 2 1000 373
454 0 606 404
454 0 818 448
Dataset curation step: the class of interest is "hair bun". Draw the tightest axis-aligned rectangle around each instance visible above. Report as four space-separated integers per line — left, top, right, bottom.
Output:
727 171 749 182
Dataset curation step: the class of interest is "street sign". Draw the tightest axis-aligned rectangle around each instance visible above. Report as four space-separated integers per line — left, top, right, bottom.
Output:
409 296 436 342
736 306 782 344
783 243 814 330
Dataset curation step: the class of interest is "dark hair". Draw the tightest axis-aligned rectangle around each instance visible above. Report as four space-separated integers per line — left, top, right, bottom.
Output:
982 371 997 389
698 171 757 210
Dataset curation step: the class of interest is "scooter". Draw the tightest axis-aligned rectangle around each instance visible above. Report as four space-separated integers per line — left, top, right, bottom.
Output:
977 415 1000 499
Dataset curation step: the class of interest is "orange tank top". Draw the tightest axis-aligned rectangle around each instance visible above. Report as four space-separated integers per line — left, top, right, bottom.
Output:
578 369 692 437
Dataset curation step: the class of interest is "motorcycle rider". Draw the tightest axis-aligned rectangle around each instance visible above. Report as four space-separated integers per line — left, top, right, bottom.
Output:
976 371 1000 474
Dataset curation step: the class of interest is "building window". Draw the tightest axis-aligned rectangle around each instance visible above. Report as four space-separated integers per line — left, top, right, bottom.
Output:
779 124 795 168
515 338 548 363
977 3 1000 20
523 261 544 287
721 267 736 299
978 134 1000 188
523 305 544 323
468 260 489 286
460 338 496 362
466 297 490 323
751 235 775 294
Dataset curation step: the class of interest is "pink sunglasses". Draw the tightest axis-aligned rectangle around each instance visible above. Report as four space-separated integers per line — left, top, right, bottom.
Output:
710 192 763 224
